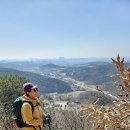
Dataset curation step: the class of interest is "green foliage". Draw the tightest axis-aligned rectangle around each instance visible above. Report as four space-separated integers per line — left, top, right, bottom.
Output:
0 75 27 104
0 75 27 129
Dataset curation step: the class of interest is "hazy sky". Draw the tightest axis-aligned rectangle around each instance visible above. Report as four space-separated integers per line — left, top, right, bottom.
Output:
0 0 130 59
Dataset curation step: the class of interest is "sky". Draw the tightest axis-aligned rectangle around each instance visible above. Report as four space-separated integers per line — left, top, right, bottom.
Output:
0 0 130 59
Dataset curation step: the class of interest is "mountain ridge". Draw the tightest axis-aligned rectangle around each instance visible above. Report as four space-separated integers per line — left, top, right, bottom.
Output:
0 68 72 93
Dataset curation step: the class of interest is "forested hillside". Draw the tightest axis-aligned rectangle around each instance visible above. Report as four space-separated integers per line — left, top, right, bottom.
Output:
63 62 130 84
0 68 72 93
63 63 117 84
40 63 64 69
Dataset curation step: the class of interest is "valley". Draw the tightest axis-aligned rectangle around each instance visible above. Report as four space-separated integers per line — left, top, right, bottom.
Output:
0 59 126 107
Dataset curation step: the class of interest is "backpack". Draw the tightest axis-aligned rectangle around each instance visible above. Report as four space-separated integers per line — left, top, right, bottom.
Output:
12 96 34 128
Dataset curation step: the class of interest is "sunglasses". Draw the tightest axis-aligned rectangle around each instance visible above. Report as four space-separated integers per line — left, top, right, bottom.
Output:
31 88 38 92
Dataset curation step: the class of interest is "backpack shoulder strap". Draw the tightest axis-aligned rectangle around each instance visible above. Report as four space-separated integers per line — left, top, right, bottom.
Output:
22 101 34 113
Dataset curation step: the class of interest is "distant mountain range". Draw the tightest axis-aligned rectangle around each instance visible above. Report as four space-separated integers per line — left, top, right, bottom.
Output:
0 57 130 70
0 57 112 67
0 58 130 94
1 56 130 64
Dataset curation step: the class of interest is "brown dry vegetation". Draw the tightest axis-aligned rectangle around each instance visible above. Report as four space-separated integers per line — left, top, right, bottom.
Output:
80 55 130 130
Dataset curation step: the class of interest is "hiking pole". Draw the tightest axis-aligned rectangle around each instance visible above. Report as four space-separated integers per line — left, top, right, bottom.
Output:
48 122 51 130
47 114 51 130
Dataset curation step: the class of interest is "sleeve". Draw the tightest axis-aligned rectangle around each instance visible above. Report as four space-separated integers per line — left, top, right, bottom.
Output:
37 99 46 118
21 102 43 126
42 111 46 118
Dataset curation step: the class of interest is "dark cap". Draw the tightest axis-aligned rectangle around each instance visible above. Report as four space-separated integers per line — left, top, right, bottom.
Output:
23 82 37 92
